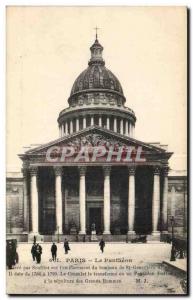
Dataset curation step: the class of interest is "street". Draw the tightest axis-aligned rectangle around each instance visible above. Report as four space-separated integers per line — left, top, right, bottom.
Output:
6 242 186 294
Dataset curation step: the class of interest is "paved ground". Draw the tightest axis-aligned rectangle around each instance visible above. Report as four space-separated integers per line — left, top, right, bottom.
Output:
163 258 187 273
6 242 186 295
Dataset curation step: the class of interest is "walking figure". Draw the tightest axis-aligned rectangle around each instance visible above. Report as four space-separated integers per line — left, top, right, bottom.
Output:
51 242 57 261
31 242 37 262
36 243 42 263
64 238 70 254
99 238 105 253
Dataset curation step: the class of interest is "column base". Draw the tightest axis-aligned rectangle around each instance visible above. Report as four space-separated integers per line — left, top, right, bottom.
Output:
28 232 42 242
160 231 170 243
127 230 135 235
152 231 160 236
103 231 111 235
79 231 86 235
127 231 136 241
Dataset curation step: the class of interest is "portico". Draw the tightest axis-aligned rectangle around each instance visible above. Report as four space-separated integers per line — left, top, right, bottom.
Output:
20 129 171 241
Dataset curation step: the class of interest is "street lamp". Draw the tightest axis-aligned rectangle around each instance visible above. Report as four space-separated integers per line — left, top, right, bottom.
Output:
57 226 59 243
170 216 176 261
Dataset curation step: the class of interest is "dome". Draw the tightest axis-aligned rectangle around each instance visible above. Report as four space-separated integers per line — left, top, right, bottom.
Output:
70 65 123 96
68 37 126 106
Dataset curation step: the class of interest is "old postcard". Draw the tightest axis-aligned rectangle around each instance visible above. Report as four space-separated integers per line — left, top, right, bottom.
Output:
6 6 187 295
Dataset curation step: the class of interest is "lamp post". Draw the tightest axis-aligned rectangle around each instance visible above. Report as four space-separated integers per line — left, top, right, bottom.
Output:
57 226 59 243
170 216 176 261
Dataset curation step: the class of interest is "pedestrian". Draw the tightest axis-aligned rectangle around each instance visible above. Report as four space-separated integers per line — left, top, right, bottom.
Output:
64 238 70 254
31 242 37 262
99 238 105 253
51 242 57 261
36 243 42 263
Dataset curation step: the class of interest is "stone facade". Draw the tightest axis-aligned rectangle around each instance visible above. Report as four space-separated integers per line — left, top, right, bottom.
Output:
6 170 187 241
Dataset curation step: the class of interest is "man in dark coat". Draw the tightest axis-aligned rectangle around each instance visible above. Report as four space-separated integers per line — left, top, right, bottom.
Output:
31 243 37 261
51 242 57 261
99 238 105 253
36 244 42 263
64 238 70 254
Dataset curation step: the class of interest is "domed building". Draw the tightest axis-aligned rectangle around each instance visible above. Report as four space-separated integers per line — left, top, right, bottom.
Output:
6 36 187 242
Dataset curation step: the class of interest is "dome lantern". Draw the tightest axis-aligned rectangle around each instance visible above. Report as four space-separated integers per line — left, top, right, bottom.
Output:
89 37 105 66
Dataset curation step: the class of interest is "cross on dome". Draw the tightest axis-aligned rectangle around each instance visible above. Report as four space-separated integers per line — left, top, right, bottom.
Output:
94 26 100 40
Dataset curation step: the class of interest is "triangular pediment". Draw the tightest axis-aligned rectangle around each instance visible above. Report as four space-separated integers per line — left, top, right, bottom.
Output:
19 126 172 164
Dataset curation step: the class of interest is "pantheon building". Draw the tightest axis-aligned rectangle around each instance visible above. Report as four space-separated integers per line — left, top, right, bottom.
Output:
6 36 187 242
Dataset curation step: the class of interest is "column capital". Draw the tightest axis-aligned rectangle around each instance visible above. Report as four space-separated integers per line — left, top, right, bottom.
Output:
54 166 63 176
162 166 169 176
79 166 87 176
103 166 111 176
22 167 28 178
29 166 38 176
23 161 29 169
128 166 136 175
153 166 160 175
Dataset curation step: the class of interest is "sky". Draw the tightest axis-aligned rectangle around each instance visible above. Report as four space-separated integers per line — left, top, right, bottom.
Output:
6 6 187 172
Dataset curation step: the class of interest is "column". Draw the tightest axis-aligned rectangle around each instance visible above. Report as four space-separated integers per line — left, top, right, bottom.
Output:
162 167 169 233
65 121 68 136
133 125 135 137
76 118 79 132
54 167 63 234
63 122 66 136
128 122 131 136
125 120 129 136
152 167 160 235
103 167 111 234
130 124 133 137
99 115 102 127
113 117 117 132
106 116 110 130
29 167 39 235
22 167 29 232
127 167 136 235
120 119 124 135
79 167 86 234
130 124 132 137
83 116 86 129
91 115 94 126
62 123 64 136
70 119 73 134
